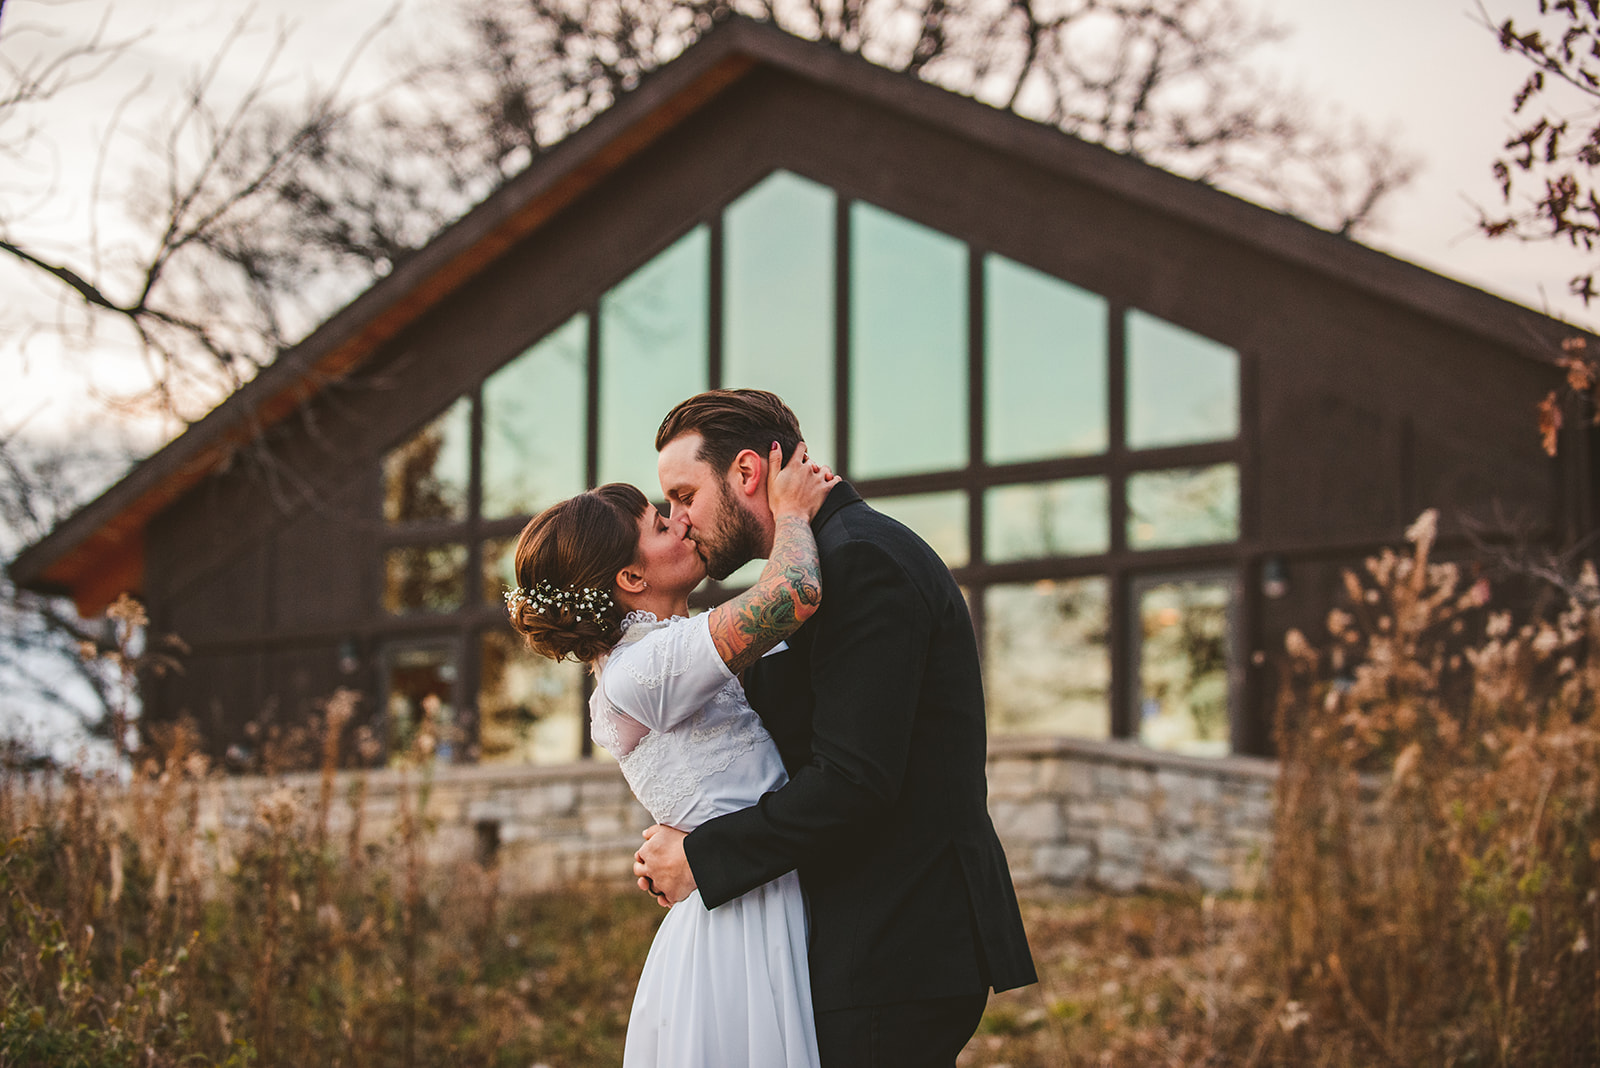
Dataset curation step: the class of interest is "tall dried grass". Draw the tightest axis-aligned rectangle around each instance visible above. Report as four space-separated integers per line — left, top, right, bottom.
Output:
0 681 654 1067
1264 510 1600 1065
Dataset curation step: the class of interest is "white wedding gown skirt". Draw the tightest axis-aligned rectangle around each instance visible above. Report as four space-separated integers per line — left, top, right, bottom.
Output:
591 612 820 1068
622 872 816 1068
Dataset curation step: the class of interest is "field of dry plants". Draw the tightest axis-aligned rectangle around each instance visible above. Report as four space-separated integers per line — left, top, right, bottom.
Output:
2 512 1597 1066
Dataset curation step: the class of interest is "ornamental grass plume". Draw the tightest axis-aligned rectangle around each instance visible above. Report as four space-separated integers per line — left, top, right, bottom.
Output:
1266 509 1600 1066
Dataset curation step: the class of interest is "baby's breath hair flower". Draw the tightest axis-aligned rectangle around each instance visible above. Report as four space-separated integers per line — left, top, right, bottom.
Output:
505 580 615 624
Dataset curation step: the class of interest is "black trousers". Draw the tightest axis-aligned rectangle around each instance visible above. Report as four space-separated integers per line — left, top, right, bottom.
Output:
814 992 989 1068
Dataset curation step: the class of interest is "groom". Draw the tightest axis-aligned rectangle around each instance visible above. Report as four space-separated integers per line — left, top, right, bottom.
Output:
634 389 1036 1066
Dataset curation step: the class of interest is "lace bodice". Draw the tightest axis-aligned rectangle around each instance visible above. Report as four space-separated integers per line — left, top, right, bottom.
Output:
591 612 787 830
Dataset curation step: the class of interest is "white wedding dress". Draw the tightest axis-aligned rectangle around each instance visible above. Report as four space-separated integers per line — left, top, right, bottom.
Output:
591 611 820 1068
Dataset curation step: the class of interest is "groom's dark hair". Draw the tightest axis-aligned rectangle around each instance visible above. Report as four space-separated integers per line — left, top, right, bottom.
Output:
655 389 804 475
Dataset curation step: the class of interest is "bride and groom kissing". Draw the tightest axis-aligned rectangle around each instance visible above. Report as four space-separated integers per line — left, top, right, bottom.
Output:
506 388 1036 1067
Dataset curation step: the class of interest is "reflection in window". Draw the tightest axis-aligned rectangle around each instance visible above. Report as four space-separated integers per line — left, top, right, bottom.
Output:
482 537 516 604
1126 311 1238 450
985 579 1109 738
1137 576 1232 756
850 203 966 478
1127 464 1239 550
600 227 709 493
726 172 837 462
869 491 968 567
383 397 471 523
985 478 1108 561
384 643 458 764
478 629 585 764
985 255 1107 463
483 314 587 518
384 543 468 614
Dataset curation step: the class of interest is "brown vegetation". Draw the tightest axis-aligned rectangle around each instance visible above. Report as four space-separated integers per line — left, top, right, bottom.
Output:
4 512 1599 1065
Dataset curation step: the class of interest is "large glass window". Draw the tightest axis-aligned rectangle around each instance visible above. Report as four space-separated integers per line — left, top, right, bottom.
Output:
370 169 1250 760
725 172 837 463
483 313 587 518
1134 574 1234 756
477 630 586 765
600 227 710 493
985 256 1108 463
1126 311 1239 450
383 398 471 523
985 478 1109 561
985 579 1111 739
850 203 967 478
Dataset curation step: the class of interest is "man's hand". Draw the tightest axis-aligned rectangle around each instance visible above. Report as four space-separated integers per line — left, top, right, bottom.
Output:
634 824 695 908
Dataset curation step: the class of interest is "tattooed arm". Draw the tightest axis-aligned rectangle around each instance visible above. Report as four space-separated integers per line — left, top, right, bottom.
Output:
705 442 831 676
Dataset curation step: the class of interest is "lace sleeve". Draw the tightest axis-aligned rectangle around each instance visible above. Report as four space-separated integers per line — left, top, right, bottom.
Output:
599 614 734 734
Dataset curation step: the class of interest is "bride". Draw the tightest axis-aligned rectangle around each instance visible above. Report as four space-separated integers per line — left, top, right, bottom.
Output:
506 441 835 1068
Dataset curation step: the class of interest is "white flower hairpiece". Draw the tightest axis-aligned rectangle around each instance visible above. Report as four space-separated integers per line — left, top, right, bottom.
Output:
505 580 615 625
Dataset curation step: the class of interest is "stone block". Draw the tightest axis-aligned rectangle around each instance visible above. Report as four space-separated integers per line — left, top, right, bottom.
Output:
991 800 1065 843
1034 843 1094 883
986 758 1040 798
1112 795 1155 832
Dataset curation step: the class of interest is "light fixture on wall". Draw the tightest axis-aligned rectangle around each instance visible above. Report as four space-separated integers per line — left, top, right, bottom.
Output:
1261 555 1289 600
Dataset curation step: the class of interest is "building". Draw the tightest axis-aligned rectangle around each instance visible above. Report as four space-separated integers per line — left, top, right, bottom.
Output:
12 17 1587 771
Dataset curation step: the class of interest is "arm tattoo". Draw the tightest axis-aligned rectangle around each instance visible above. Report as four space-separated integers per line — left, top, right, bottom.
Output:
708 515 823 675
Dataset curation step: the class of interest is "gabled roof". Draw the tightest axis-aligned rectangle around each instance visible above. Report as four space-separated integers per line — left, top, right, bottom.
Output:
12 14 1576 616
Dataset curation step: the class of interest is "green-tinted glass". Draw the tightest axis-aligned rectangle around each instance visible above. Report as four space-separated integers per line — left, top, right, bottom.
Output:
1126 464 1239 549
984 255 1107 463
849 203 966 478
1136 575 1233 756
985 478 1108 561
725 171 836 462
482 314 586 518
984 579 1110 738
477 629 586 765
1126 311 1238 450
868 491 968 568
383 543 468 614
600 227 710 495
382 397 471 523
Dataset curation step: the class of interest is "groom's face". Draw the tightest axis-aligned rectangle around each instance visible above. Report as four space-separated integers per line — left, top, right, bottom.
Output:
658 432 764 582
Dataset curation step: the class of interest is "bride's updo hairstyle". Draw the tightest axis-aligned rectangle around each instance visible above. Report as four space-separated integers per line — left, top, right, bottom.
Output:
507 483 648 664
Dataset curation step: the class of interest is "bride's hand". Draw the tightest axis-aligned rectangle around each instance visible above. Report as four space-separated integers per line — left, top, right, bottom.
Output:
767 440 835 522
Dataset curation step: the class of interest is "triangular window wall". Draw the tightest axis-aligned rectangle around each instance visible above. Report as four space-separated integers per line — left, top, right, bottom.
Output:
378 170 1244 764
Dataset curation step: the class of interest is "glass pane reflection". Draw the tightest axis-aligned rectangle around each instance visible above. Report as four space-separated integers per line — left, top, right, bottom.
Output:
482 537 516 605
1137 576 1233 756
985 255 1107 463
868 491 968 568
478 629 586 765
1127 464 1239 550
849 203 966 478
483 314 586 518
600 227 710 494
1126 311 1238 450
985 478 1108 561
725 172 836 462
383 397 472 523
384 643 458 765
985 579 1109 738
384 543 468 614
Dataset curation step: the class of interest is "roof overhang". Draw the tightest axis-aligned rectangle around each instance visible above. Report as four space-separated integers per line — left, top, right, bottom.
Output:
11 15 1582 617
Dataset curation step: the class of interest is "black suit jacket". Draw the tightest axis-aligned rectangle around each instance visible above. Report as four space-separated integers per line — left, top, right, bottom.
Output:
683 482 1037 1011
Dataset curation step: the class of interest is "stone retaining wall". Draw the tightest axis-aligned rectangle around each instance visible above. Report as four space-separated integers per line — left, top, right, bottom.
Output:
207 737 1277 895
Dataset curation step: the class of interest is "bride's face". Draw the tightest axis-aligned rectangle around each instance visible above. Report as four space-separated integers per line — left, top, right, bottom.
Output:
632 504 706 597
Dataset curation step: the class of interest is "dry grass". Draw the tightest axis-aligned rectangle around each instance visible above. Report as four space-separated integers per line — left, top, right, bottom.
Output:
5 516 1599 1065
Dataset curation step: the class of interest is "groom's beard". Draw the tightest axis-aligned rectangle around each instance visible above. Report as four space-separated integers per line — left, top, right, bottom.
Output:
700 481 766 582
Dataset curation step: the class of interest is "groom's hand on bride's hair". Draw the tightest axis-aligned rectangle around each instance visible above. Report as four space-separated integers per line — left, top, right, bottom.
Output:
634 824 695 907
